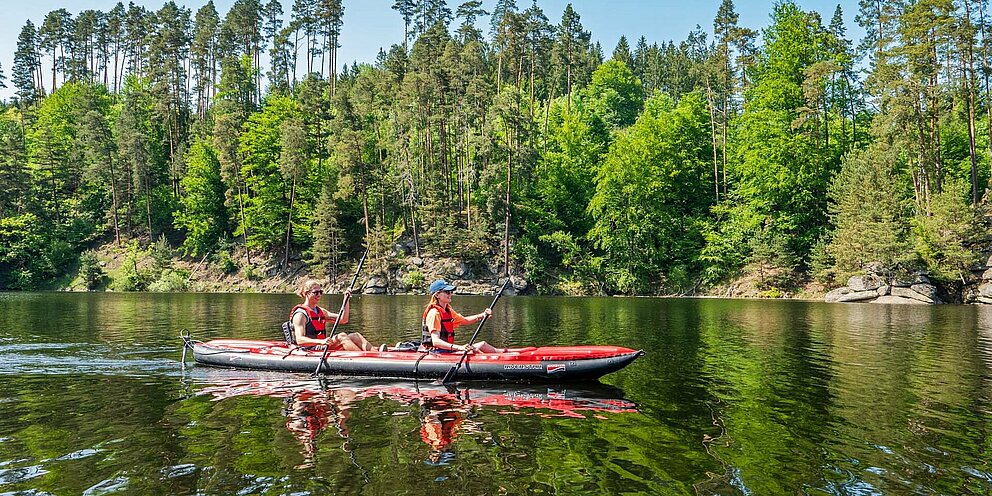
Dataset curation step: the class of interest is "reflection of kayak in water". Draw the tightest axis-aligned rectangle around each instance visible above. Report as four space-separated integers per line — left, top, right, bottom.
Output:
190 371 638 470
190 339 644 381
190 370 639 417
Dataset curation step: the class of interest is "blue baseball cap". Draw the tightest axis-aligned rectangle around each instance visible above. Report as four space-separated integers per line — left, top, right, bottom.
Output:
428 279 456 294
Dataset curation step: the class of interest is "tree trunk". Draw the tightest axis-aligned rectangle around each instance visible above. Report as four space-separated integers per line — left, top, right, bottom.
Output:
283 177 296 270
144 174 154 241
705 81 719 201
503 126 512 278
236 179 251 265
109 155 122 247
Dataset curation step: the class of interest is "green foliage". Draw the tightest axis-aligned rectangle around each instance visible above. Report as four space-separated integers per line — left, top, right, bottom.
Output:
150 237 174 273
747 221 798 289
2 0 989 299
582 59 644 129
242 264 259 281
403 270 424 289
78 250 106 290
238 95 299 251
148 268 191 292
588 91 713 294
0 213 81 289
825 144 911 283
911 179 979 283
177 140 228 256
215 249 239 274
110 242 153 292
537 230 605 294
703 2 842 284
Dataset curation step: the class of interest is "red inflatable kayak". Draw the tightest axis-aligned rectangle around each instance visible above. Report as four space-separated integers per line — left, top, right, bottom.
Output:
190 339 644 381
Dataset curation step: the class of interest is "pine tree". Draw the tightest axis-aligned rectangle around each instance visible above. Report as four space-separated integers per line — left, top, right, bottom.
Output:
551 4 590 108
39 9 73 92
455 1 487 43
13 21 41 103
826 144 910 282
78 109 123 247
191 2 220 115
0 118 30 216
177 140 228 256
280 117 310 269
311 173 346 283
612 35 632 67
392 0 416 50
106 2 125 92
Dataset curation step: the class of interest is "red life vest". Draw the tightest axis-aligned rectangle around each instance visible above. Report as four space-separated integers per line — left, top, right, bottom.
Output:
421 303 454 348
291 305 327 339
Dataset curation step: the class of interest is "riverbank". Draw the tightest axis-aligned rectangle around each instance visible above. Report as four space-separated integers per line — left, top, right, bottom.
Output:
61 238 838 300
64 239 529 296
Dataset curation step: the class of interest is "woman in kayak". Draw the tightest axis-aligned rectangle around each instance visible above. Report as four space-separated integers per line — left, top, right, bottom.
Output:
291 279 379 351
421 279 505 353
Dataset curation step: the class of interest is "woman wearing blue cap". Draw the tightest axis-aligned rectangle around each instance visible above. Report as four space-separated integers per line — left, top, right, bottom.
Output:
421 279 504 354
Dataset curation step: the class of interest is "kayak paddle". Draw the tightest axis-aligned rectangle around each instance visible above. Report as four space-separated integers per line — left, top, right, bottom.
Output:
312 248 369 377
440 278 512 384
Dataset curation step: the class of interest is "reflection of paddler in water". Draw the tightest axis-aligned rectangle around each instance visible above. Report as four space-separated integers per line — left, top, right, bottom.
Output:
282 388 358 469
419 393 482 466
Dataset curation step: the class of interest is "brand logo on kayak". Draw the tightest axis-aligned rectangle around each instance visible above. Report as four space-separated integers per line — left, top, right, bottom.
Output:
503 364 542 370
547 363 566 374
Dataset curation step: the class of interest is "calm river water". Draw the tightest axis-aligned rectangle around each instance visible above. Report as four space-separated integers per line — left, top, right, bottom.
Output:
1 292 992 494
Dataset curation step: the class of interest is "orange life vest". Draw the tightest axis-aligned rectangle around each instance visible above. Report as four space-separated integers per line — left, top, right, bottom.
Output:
291 305 327 339
421 303 454 348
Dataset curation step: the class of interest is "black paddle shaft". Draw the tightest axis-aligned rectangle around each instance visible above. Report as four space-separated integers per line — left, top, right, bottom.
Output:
441 278 512 384
313 249 369 376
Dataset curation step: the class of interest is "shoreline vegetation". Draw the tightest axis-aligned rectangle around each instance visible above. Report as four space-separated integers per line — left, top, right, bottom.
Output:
3 1 992 303
62 235 835 297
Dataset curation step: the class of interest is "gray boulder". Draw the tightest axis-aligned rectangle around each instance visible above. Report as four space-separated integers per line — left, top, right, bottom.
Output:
363 276 388 294
510 275 528 292
876 285 891 297
449 261 472 279
838 290 879 302
848 274 884 292
983 268 992 281
825 287 852 303
911 283 938 302
981 283 992 298
891 286 937 304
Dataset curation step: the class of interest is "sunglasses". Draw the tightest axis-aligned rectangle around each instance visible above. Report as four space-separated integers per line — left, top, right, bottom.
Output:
308 289 324 295
439 290 453 295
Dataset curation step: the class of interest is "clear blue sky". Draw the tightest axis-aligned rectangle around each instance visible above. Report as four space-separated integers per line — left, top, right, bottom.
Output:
0 0 863 100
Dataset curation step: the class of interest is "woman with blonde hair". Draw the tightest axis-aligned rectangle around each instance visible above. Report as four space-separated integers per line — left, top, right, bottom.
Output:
421 279 504 354
290 279 379 351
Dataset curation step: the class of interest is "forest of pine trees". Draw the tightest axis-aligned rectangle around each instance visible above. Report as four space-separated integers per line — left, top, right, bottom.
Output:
0 0 990 297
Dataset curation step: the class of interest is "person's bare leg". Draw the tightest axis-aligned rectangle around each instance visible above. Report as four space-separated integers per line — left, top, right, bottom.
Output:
347 332 375 351
332 333 363 351
473 341 504 353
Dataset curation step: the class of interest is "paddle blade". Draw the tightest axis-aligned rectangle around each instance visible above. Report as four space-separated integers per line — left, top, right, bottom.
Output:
440 365 457 384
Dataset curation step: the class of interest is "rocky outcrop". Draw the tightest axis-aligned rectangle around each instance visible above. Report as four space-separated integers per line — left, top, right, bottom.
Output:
825 272 940 305
344 252 528 296
965 254 992 305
